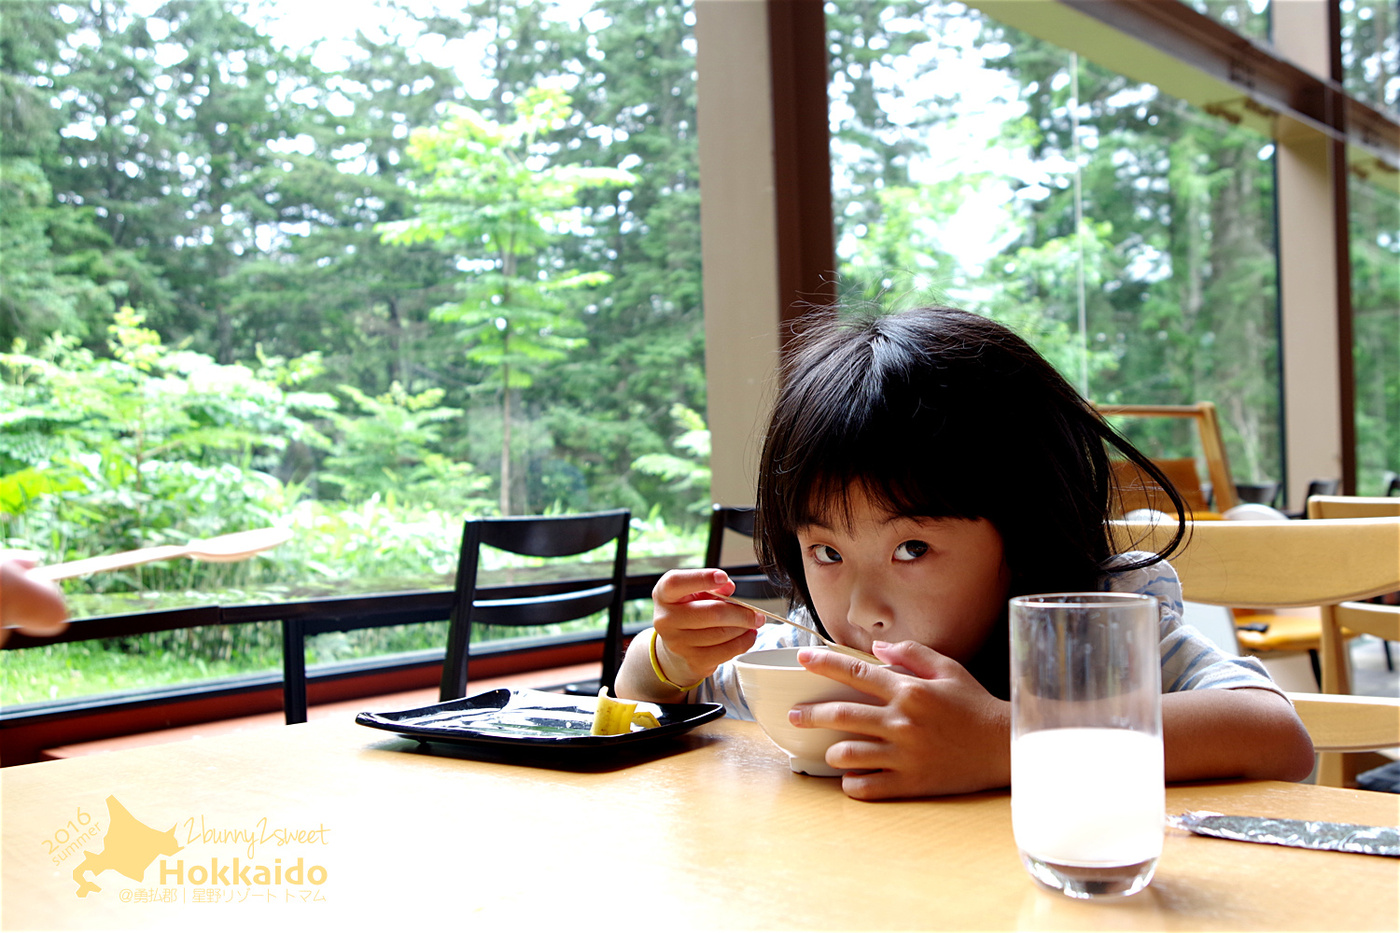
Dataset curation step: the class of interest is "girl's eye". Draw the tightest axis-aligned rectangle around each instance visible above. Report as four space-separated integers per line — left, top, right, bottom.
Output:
810 544 842 565
893 540 929 561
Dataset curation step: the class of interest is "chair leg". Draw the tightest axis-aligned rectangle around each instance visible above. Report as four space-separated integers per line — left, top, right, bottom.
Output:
1314 751 1345 788
1383 640 1394 672
282 618 308 725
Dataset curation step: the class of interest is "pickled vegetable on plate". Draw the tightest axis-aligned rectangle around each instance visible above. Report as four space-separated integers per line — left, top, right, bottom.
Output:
591 687 661 735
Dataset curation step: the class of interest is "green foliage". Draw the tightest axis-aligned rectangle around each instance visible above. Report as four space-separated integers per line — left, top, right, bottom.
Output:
0 307 330 574
630 404 711 515
319 382 492 512
380 85 635 513
1349 180 1400 494
1 628 283 707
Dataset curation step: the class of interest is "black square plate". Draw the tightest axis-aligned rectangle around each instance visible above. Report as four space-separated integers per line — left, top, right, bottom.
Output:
355 687 725 749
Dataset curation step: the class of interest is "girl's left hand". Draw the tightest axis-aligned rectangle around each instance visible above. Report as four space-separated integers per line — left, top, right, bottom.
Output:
788 640 1010 800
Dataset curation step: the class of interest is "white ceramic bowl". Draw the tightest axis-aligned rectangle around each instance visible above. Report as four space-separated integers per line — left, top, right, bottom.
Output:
733 647 880 776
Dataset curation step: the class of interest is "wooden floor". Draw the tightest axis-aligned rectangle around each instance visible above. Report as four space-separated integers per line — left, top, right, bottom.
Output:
40 662 602 760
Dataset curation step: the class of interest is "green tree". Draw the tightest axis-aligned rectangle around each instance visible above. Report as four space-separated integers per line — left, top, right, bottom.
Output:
510 1 707 525
0 307 333 569
379 86 633 514
320 382 492 512
0 1 138 346
221 20 465 397
978 14 1282 482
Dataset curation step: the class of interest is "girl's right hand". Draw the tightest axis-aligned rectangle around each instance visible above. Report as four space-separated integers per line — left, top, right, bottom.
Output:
647 568 766 689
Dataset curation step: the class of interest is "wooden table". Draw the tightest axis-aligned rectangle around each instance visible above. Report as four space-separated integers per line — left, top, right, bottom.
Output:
3 717 1397 931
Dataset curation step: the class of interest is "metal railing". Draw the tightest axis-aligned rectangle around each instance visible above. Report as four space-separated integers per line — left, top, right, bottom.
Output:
1 556 760 763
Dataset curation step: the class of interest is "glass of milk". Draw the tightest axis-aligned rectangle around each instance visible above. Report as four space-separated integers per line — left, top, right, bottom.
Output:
1009 592 1163 899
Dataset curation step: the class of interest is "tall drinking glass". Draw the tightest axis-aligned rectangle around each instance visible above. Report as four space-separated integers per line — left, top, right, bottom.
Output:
1009 592 1163 899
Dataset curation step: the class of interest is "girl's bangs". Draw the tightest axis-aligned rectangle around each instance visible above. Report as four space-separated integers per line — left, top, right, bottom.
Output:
786 434 984 531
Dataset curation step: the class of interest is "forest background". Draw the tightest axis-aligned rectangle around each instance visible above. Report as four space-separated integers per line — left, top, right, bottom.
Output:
1 0 1395 704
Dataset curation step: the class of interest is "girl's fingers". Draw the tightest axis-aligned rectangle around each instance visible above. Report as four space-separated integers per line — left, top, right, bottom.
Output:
787 697 886 736
653 570 764 640
840 767 909 801
823 737 892 772
672 621 764 650
869 639 949 679
652 568 732 603
795 646 898 701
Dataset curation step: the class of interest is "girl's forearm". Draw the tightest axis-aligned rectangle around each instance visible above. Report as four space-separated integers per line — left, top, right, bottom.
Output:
1161 688 1315 783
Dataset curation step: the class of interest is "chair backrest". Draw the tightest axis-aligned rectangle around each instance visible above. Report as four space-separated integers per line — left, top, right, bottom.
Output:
1095 402 1238 513
281 594 458 725
1286 693 1400 755
1306 494 1400 520
1233 480 1280 508
1110 457 1212 514
1303 497 1400 695
704 504 756 567
439 509 630 702
704 505 784 602
1304 478 1341 500
1115 513 1400 787
1112 516 1400 609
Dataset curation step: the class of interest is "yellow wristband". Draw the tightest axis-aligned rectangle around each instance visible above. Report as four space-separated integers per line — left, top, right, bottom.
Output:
649 629 705 693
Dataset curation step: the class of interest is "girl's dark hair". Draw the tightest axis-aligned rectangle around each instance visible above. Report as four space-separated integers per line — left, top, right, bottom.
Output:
755 306 1186 640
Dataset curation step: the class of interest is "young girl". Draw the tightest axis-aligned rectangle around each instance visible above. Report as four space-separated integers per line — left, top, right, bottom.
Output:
615 307 1314 799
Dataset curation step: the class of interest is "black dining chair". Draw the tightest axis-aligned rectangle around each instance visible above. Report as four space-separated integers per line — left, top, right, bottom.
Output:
1284 478 1342 518
704 504 784 602
281 591 454 725
438 508 631 702
1233 480 1281 508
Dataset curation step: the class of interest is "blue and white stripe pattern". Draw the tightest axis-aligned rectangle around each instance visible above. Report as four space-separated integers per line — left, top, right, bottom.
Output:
1103 552 1280 696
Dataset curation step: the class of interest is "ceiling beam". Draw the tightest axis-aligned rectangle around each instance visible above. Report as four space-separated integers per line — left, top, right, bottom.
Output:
970 0 1398 191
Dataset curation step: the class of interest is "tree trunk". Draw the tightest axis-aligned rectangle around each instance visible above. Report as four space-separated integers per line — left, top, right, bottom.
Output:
500 349 512 516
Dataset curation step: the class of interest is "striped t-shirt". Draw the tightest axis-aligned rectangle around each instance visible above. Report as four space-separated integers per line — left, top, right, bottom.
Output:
692 552 1281 720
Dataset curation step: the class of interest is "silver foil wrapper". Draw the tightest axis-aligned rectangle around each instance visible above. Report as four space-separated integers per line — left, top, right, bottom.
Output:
1168 810 1399 857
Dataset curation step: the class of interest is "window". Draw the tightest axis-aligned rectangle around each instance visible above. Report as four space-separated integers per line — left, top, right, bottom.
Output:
827 1 1283 489
1350 177 1400 495
1340 0 1399 112
1 0 703 705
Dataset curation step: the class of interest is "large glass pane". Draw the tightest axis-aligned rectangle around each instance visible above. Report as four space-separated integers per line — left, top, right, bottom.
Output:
0 0 702 704
827 1 1283 497
1183 0 1271 42
1340 0 1399 112
1350 176 1400 495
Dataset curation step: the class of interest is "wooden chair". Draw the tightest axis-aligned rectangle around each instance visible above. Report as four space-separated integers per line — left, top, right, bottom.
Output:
705 504 784 602
439 509 631 702
1305 496 1400 698
1286 693 1400 780
1225 496 1396 685
1110 456 1214 514
1114 515 1400 786
1096 402 1238 515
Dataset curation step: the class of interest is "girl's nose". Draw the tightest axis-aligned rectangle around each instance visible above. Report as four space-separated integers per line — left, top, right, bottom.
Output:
845 580 892 633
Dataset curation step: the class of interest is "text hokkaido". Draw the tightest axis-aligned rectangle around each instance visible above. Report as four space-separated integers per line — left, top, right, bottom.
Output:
159 857 327 886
